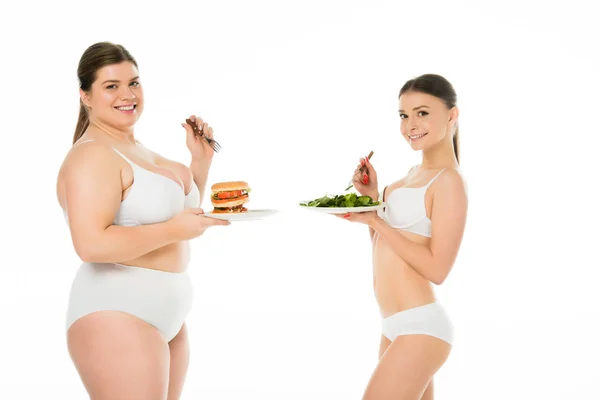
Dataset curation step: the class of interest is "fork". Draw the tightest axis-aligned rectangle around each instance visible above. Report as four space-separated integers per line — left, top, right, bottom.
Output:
186 118 222 153
345 150 374 191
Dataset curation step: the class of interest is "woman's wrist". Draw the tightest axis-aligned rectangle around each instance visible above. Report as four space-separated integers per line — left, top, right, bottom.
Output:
369 188 380 201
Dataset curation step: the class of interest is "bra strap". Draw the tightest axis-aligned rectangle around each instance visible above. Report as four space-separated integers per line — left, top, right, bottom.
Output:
71 139 96 149
72 140 132 164
424 168 447 188
110 147 134 165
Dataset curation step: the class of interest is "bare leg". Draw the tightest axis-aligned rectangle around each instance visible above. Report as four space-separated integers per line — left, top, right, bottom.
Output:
379 335 434 399
67 311 170 400
379 334 392 359
362 334 451 400
167 323 190 400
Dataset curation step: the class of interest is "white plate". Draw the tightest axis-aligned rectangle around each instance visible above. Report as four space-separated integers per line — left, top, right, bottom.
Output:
299 202 385 214
204 209 279 221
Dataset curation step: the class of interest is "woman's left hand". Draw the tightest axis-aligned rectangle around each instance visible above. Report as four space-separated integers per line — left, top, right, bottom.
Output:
335 210 378 226
182 115 215 160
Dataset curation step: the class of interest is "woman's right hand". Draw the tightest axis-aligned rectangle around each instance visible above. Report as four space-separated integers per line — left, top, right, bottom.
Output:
352 156 379 200
168 208 230 241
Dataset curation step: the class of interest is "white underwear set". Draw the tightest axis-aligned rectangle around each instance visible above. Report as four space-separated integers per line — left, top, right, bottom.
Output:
64 140 200 342
377 168 454 345
63 144 453 346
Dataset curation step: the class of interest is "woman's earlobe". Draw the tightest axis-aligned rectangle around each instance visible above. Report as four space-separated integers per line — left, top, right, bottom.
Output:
79 89 91 108
80 98 91 108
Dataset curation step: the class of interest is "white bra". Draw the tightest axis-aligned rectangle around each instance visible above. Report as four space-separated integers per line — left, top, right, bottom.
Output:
63 140 200 227
377 168 447 238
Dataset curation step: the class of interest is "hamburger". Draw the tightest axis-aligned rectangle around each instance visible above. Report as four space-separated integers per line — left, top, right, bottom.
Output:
210 181 251 213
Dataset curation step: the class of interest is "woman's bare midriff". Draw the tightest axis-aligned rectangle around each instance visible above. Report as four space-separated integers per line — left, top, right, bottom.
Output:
372 230 436 319
119 241 190 273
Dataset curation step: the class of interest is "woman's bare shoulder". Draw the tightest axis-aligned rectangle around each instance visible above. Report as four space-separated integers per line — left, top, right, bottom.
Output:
60 139 120 175
56 140 122 206
432 167 468 202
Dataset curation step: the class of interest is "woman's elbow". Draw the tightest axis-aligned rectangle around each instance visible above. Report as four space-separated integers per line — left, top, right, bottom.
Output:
76 250 92 263
76 247 98 263
431 264 452 285
73 240 104 263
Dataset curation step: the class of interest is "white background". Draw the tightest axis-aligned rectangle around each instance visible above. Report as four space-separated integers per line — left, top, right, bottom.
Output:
1 0 599 399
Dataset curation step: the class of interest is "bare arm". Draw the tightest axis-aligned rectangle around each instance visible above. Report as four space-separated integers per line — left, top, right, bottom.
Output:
369 214 378 242
63 145 179 263
369 186 384 242
190 157 211 205
369 169 468 285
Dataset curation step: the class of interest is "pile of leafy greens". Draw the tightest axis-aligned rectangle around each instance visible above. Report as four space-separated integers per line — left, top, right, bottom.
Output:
300 193 380 208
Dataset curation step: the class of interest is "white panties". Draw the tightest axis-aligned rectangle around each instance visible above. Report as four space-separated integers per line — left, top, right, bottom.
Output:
66 262 193 342
382 302 453 345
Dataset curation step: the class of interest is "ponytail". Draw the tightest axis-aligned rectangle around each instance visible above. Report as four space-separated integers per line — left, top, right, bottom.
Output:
72 100 89 144
453 124 460 165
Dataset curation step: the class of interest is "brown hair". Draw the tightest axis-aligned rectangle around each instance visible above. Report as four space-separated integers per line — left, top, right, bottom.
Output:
399 74 460 164
73 42 138 144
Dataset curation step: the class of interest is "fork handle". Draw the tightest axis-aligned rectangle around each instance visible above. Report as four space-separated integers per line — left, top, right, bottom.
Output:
185 118 203 137
359 151 374 173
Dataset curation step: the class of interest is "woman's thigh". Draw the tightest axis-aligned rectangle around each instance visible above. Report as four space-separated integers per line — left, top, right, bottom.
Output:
363 334 451 400
67 310 171 400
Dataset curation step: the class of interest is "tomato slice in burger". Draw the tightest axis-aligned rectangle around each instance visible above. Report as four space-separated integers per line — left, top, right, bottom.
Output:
216 190 245 199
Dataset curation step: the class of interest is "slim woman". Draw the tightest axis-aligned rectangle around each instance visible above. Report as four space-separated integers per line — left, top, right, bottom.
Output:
340 74 468 399
56 42 230 400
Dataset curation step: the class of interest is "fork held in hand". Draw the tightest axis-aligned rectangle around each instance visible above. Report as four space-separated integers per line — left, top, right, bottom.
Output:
346 150 374 191
186 118 222 153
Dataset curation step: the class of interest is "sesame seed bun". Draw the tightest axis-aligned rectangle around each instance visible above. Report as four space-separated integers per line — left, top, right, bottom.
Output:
211 181 250 192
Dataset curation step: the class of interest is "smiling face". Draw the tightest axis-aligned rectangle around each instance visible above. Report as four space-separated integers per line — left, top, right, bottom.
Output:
399 91 457 152
80 61 143 130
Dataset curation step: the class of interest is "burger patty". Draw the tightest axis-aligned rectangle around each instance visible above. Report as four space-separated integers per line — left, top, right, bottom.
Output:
213 204 248 213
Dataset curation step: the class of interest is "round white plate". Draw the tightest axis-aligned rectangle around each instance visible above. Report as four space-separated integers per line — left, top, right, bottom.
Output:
299 202 385 214
204 209 279 221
